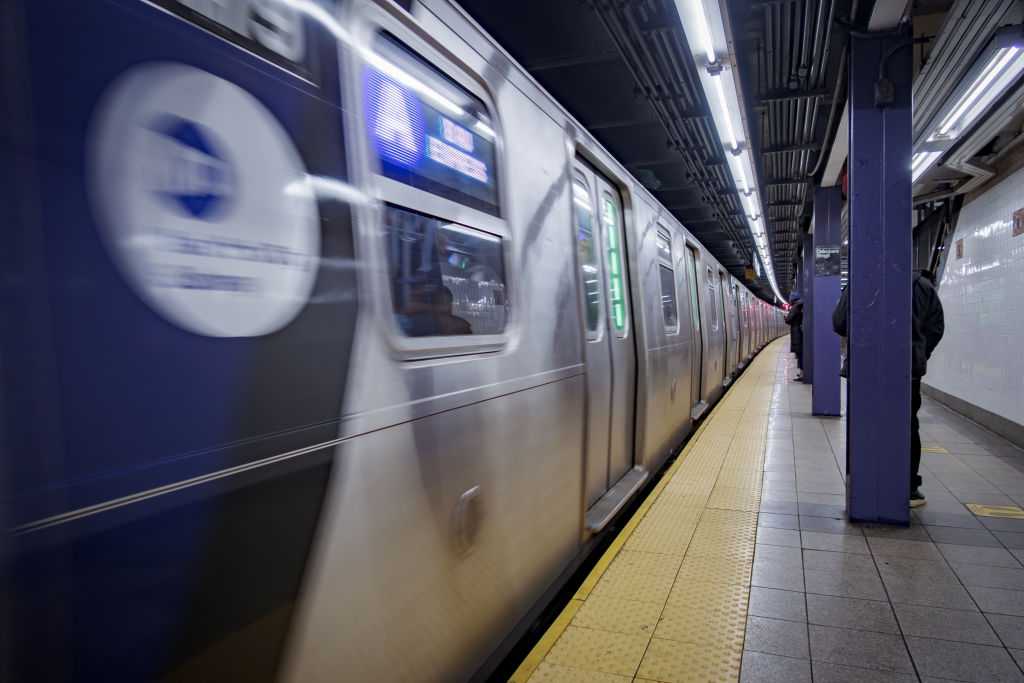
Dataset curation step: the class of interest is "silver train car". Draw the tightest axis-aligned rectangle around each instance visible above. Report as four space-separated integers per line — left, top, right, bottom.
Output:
0 0 784 681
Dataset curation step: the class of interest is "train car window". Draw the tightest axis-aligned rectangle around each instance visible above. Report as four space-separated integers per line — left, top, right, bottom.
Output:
656 228 678 332
600 193 627 336
574 178 603 338
363 33 500 216
384 205 507 337
685 247 701 336
705 265 719 331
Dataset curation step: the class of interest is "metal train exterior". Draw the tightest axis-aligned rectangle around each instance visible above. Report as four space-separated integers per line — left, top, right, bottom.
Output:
0 0 784 680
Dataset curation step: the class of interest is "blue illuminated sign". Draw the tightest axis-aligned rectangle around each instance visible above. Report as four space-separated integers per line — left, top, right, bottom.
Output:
363 68 424 168
362 59 500 215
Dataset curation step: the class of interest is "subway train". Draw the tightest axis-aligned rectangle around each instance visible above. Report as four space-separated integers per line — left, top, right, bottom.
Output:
0 0 784 681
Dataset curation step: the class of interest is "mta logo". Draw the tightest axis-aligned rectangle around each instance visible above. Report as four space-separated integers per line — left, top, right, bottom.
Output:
150 114 234 219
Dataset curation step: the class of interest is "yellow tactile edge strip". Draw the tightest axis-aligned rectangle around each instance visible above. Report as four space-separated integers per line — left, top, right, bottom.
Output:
508 339 784 683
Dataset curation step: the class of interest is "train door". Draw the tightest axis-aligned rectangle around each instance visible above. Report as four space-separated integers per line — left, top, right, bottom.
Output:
594 173 636 487
572 164 637 513
734 283 745 366
684 245 704 417
718 271 729 381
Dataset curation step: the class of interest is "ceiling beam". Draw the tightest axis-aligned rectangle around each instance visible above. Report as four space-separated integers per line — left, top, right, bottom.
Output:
524 52 620 72
763 142 822 154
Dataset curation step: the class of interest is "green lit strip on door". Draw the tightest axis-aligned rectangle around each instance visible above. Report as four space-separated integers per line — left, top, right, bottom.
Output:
602 197 626 332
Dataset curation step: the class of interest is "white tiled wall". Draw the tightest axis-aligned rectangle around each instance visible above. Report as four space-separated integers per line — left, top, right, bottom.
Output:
927 165 1024 426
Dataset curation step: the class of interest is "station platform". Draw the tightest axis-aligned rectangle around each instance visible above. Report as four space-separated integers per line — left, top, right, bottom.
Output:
510 339 1024 683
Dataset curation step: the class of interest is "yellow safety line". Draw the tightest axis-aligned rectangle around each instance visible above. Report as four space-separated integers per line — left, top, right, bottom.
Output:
507 599 584 683
505 342 782 683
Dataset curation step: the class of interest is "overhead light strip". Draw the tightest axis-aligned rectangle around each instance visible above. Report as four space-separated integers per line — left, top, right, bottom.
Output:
914 27 1024 186
673 0 784 303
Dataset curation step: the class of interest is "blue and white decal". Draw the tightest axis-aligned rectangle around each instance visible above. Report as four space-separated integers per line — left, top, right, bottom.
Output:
90 63 320 337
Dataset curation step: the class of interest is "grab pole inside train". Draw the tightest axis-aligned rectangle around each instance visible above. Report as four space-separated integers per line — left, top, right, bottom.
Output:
846 26 914 525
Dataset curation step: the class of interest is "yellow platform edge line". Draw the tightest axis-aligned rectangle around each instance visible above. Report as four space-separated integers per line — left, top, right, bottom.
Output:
507 342 781 683
506 598 583 683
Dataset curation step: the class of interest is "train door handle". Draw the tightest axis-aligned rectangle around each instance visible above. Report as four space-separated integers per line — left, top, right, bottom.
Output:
452 485 483 556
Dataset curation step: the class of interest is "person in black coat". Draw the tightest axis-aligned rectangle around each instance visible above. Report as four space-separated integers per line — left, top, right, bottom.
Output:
831 272 945 507
785 295 804 380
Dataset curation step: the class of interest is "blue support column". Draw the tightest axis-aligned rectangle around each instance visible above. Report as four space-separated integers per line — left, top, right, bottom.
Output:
802 234 814 384
812 187 842 416
847 30 913 524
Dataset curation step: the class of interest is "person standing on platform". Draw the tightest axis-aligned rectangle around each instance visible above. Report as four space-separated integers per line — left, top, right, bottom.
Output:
832 273 944 508
785 294 804 380
910 270 945 507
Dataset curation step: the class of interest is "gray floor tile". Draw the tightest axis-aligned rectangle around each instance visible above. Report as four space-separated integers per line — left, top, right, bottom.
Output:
805 568 888 601
808 624 913 673
875 554 957 581
876 558 976 610
801 531 870 554
867 537 944 561
1011 647 1024 670
759 500 800 515
905 636 1024 682
952 563 1024 590
893 603 1001 645
759 512 800 530
753 557 805 592
803 549 878 573
913 509 983 528
939 543 1023 568
799 502 846 518
740 651 811 683
861 524 932 542
757 527 802 548
756 543 804 568
806 594 899 634
925 525 1003 547
811 662 918 683
800 515 864 535
968 586 1024 617
745 615 810 659
981 517 1024 533
987 614 1024 649
748 587 808 623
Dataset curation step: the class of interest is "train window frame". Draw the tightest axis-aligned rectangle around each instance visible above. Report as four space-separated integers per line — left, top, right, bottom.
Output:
656 226 679 335
573 172 605 342
600 189 630 340
342 5 516 360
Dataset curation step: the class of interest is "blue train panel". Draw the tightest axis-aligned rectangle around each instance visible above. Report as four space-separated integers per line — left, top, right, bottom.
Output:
0 1 357 679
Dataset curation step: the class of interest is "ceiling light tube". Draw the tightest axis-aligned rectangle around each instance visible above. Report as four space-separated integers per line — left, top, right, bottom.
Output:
933 46 1024 140
911 151 942 183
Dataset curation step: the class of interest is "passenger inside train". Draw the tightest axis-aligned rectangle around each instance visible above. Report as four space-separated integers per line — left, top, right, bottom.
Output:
4 1 1024 682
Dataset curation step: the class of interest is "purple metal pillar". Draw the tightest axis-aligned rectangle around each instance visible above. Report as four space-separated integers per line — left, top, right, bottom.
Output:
812 187 842 416
802 234 814 384
847 30 913 524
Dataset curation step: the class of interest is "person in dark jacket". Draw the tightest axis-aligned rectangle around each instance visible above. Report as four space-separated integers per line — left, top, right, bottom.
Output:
911 270 945 506
833 285 849 378
831 273 944 507
785 294 804 380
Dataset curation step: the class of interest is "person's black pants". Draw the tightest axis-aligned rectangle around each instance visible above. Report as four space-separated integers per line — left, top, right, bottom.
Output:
911 378 922 493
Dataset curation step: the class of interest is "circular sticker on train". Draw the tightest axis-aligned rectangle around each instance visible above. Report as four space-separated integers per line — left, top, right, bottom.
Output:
89 63 319 337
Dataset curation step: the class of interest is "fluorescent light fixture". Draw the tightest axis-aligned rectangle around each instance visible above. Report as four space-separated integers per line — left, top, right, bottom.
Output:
930 46 1024 142
712 75 738 150
674 0 784 302
915 27 1024 188
911 151 942 182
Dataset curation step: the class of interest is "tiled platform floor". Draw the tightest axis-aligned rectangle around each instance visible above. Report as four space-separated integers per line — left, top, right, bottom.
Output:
746 351 1024 682
511 340 1024 682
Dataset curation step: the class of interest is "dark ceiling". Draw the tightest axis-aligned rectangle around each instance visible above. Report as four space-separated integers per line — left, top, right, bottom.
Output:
457 0 863 300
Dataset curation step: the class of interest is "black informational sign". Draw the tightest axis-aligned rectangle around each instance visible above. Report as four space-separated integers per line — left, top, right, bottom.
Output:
815 245 841 276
